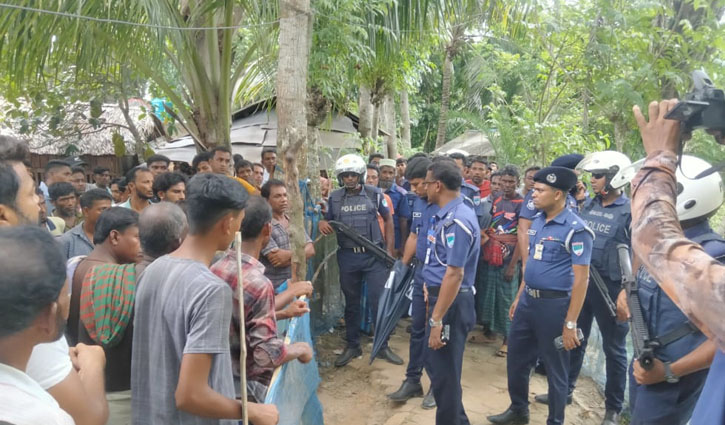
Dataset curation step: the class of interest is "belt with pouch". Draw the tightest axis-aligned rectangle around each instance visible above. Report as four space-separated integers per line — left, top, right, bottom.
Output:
425 285 471 297
525 285 569 299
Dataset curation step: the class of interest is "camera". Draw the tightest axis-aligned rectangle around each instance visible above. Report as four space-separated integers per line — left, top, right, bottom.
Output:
665 70 725 137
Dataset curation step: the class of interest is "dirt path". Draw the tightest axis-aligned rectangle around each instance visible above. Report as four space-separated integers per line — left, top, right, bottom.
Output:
317 319 605 425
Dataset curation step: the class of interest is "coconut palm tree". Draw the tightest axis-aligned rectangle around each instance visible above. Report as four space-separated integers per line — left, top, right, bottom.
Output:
0 0 277 149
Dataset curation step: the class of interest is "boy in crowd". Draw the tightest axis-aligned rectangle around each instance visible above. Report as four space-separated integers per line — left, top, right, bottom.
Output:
132 174 278 425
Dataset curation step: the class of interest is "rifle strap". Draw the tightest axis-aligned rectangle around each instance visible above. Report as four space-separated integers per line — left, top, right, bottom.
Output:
654 321 700 348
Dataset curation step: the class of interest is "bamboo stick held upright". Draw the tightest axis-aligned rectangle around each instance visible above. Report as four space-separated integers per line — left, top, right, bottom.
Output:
235 231 248 425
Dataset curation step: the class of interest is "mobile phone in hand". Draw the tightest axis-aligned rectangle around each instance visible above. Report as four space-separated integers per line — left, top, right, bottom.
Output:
554 328 584 350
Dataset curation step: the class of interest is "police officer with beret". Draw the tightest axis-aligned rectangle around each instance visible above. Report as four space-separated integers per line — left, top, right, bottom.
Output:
423 160 480 425
318 153 403 367
619 155 721 425
518 154 584 273
488 166 593 425
535 151 633 424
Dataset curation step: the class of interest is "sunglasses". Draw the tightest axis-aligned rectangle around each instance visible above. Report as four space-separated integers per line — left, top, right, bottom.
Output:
591 172 606 180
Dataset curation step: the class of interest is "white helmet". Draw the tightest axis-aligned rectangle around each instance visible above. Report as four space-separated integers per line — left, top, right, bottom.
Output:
615 155 724 221
576 151 633 190
335 154 367 187
675 155 724 221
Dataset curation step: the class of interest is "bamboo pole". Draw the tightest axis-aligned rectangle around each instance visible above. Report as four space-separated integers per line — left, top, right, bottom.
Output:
235 232 248 425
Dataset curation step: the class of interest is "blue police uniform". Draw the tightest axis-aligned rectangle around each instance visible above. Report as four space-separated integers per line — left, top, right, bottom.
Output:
507 208 593 425
568 194 630 413
400 178 411 192
326 184 392 349
422 196 480 425
404 196 440 384
629 221 725 425
461 179 492 231
691 350 725 424
385 182 411 251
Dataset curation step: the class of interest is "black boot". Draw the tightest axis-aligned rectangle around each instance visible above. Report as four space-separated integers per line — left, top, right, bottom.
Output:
533 393 573 405
387 379 423 402
487 407 530 424
421 387 436 409
377 346 404 365
601 409 620 425
334 346 362 367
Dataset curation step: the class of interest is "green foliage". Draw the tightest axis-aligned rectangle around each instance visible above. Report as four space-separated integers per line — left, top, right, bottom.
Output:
410 0 725 165
112 132 127 157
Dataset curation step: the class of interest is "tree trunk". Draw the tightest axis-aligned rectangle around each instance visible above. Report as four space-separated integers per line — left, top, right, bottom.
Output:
435 48 455 149
306 87 331 203
383 93 397 159
400 89 411 151
371 102 380 144
276 0 311 281
358 84 373 139
117 98 146 157
612 116 627 153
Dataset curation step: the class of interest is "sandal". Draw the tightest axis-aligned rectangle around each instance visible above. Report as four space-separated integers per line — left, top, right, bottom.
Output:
495 345 508 357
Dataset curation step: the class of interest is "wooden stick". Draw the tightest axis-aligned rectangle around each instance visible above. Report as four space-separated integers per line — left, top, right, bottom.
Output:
235 232 248 425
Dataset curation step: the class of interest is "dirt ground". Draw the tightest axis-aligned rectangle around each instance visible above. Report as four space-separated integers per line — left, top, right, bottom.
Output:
317 318 606 425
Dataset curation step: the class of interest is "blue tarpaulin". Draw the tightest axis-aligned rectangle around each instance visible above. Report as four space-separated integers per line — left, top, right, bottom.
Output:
264 311 324 425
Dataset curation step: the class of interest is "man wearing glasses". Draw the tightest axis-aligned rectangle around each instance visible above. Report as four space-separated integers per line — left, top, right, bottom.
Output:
422 159 481 425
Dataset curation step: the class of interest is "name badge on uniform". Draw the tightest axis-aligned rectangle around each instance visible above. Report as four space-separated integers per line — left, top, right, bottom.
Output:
533 243 544 260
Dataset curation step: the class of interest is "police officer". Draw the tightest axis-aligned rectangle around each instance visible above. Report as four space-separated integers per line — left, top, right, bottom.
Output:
488 166 594 425
318 154 403 366
379 158 411 256
518 154 584 270
517 154 584 377
618 155 722 425
387 156 437 409
422 160 480 425
534 151 633 424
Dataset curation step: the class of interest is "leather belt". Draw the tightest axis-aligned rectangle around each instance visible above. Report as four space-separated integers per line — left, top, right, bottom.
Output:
525 286 568 299
426 285 471 297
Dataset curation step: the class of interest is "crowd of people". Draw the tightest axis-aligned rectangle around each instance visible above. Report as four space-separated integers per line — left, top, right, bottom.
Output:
0 103 723 425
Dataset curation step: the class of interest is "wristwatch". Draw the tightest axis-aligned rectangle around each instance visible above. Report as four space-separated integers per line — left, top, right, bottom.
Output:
429 318 443 328
663 362 680 384
565 321 577 330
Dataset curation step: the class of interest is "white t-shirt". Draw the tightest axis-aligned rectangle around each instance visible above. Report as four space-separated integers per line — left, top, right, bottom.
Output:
0 362 75 425
25 337 73 389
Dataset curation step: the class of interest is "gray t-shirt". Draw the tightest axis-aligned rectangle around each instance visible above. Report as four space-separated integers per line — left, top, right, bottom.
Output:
131 256 237 425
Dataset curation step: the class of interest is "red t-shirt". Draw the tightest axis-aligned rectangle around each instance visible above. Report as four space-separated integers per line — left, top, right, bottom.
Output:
466 179 491 198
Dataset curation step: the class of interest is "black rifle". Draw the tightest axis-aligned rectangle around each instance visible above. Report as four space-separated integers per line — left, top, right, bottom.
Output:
329 221 395 269
589 267 617 319
617 244 656 370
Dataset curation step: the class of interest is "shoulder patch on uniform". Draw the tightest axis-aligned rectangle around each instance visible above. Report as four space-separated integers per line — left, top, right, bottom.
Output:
527 229 537 235
382 197 388 208
446 232 455 247
572 241 584 256
474 195 481 206
527 199 535 210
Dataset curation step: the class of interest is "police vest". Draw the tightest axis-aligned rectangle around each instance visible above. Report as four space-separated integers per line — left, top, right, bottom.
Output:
579 197 631 281
636 228 725 363
329 185 384 249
